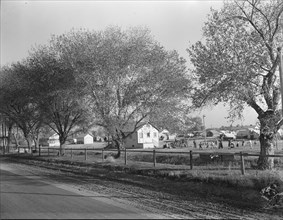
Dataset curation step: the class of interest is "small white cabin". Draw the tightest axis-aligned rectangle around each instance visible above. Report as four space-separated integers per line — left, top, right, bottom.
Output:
76 134 94 144
48 134 60 147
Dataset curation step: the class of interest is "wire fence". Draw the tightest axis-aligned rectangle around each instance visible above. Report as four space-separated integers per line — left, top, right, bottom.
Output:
12 146 283 175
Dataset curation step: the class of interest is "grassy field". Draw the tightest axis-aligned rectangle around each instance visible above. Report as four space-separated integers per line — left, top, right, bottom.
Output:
11 148 283 193
4 138 283 194
7 137 283 152
64 142 108 149
7 138 283 178
36 138 283 175
47 138 283 151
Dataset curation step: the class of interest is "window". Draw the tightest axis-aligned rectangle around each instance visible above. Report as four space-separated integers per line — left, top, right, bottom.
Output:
147 132 150 138
139 132 143 138
154 132 157 138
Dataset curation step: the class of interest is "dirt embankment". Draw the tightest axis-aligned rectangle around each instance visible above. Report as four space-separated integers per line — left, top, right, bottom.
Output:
1 155 282 219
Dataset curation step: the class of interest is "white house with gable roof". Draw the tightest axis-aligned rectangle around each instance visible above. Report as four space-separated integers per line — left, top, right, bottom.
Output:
123 122 159 149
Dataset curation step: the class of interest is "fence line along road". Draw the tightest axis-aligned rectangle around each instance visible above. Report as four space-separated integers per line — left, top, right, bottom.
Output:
15 146 283 176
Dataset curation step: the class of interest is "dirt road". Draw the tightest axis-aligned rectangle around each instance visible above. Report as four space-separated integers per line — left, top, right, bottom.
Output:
1 156 282 219
1 167 163 219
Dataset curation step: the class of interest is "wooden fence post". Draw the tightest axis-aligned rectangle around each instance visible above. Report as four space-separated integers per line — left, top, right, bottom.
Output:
47 147 50 156
240 152 245 175
85 148 87 160
124 148 127 165
102 149 104 162
190 150 193 170
71 149 73 158
153 149 156 167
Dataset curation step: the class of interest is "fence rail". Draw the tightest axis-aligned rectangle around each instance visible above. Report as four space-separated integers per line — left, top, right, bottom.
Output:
14 146 283 175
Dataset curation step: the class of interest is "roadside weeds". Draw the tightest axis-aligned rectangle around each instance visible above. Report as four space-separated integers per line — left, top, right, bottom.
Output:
1 154 276 208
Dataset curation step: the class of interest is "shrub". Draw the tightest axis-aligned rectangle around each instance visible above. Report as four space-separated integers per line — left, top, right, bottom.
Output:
251 170 283 190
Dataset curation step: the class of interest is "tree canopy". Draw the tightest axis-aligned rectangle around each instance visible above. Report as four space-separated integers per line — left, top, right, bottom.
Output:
0 62 44 149
46 26 191 156
0 43 92 153
187 0 283 169
26 47 92 154
0 26 191 156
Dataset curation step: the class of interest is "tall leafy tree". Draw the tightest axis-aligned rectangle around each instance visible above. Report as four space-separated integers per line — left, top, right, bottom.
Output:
49 26 191 157
26 47 92 155
0 63 44 151
187 0 283 169
149 104 203 135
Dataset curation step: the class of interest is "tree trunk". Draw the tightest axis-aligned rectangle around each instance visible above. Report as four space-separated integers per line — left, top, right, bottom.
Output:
258 134 275 169
7 125 13 153
113 139 122 159
13 133 20 149
25 137 32 153
59 135 66 156
257 110 278 170
33 135 39 152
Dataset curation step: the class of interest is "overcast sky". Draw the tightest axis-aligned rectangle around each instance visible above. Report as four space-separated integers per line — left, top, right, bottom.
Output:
1 0 258 128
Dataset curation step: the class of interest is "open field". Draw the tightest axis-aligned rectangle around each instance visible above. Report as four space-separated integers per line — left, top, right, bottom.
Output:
167 138 283 151
5 137 283 151
18 139 282 185
4 138 283 177
64 142 108 149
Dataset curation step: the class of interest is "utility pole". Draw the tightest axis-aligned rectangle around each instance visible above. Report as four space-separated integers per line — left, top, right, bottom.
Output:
203 115 206 144
280 47 283 117
280 14 283 117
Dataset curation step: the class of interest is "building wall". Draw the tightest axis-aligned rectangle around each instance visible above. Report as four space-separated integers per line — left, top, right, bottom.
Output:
124 124 159 149
49 140 60 147
76 137 84 144
138 124 159 148
84 135 93 144
48 134 60 147
124 132 143 148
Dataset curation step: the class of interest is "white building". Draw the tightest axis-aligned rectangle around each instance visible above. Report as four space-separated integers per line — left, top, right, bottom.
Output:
76 134 94 144
123 122 159 149
48 134 60 147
